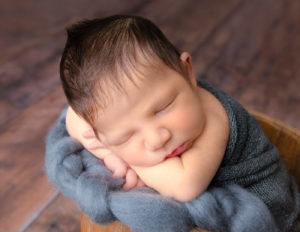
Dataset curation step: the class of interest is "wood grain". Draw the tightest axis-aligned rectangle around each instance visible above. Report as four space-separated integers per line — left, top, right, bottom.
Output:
0 0 148 129
193 0 300 129
0 87 66 232
0 0 299 231
24 194 81 232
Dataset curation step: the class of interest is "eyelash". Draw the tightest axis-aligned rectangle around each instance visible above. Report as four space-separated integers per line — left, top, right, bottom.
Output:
114 133 134 146
156 98 175 114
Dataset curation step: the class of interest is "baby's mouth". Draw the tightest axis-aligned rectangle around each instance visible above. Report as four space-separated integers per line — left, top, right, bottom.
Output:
166 143 186 159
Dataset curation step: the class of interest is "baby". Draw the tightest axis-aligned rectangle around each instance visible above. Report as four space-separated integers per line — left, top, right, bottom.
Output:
64 18 229 201
59 15 300 230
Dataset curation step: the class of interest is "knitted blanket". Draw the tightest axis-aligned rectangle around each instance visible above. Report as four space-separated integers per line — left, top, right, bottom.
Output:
45 82 300 232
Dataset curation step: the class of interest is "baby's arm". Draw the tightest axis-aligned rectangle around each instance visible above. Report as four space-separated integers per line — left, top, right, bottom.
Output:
131 108 229 202
65 107 143 189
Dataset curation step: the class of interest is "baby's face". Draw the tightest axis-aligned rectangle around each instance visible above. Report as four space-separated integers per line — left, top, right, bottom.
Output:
95 62 206 167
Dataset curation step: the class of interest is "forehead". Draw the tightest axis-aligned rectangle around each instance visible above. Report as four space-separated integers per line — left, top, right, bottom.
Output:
94 51 164 110
94 62 181 132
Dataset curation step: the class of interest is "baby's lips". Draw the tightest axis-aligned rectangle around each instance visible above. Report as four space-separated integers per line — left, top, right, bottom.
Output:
166 143 185 158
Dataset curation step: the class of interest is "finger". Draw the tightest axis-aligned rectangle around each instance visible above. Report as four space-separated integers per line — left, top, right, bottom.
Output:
122 169 138 190
93 149 113 160
82 129 95 138
86 140 105 150
112 163 127 178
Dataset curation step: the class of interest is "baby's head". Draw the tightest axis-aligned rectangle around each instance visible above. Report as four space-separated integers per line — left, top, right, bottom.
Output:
60 15 205 166
61 15 191 128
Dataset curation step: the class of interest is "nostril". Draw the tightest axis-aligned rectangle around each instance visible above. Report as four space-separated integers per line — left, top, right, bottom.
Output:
144 128 171 151
144 140 159 151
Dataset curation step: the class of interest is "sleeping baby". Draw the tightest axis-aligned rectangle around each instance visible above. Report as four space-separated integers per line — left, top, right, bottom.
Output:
55 15 299 231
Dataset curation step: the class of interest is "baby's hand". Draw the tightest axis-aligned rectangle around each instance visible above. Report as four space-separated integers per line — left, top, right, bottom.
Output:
104 156 146 190
123 168 146 190
82 129 145 190
82 129 111 157
83 129 126 174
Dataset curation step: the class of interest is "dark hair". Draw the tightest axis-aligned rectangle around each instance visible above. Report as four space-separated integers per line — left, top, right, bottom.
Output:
60 15 184 129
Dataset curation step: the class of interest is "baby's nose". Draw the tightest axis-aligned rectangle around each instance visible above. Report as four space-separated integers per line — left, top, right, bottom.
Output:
144 127 171 151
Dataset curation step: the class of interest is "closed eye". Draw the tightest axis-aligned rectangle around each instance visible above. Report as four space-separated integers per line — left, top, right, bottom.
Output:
112 133 134 146
156 96 176 114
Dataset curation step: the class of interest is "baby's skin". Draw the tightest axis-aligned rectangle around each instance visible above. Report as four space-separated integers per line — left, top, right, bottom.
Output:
66 107 145 190
66 52 230 202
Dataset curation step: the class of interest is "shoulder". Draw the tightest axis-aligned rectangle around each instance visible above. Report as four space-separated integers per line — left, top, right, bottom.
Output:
198 86 230 137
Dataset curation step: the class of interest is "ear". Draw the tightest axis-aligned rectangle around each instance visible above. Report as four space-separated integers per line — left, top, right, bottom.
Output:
180 52 197 87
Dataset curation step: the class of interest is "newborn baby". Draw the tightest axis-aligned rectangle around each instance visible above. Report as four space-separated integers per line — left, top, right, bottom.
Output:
65 51 229 201
55 15 300 231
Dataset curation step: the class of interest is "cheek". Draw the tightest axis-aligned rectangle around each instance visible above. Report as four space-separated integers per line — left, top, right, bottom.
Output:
169 104 204 134
114 143 143 165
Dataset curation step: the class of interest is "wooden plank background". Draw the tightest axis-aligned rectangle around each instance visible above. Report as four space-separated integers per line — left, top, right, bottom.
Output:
0 0 299 231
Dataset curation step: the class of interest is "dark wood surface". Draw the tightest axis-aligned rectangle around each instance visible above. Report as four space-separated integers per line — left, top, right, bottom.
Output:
0 0 299 231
